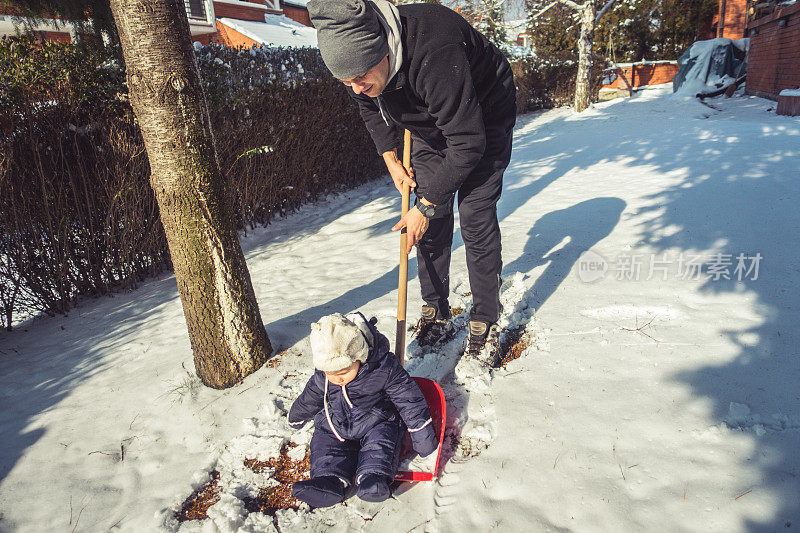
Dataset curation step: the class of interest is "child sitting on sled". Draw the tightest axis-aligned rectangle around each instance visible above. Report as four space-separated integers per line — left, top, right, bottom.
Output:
288 312 438 507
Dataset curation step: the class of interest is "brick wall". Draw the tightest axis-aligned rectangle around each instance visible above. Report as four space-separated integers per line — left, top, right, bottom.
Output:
746 1 800 100
716 0 747 39
193 32 213 45
212 0 280 22
204 19 260 48
603 62 679 90
0 4 72 43
282 4 310 26
777 95 800 116
41 31 71 43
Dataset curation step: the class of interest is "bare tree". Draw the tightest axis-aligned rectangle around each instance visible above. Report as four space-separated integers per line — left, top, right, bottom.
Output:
108 0 272 389
457 0 509 48
531 0 616 111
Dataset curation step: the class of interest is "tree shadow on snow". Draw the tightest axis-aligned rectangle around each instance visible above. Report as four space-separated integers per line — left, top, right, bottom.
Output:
0 273 185 485
632 125 800 530
2 93 798 529
492 95 800 530
261 111 577 350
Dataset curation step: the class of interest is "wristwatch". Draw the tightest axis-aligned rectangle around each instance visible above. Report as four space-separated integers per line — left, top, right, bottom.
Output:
415 199 436 218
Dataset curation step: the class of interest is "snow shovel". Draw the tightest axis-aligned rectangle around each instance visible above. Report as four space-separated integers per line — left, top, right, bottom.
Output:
394 129 447 483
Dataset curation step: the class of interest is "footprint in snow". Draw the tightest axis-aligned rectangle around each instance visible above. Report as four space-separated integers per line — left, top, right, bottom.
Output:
407 273 546 523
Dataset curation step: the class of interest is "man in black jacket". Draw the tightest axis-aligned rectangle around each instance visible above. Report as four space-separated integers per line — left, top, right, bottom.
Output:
308 0 516 366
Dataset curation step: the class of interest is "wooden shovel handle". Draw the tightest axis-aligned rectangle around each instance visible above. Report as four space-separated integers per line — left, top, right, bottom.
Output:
395 129 412 365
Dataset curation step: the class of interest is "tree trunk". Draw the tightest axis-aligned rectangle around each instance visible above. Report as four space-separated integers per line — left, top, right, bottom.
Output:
109 0 272 389
574 1 597 112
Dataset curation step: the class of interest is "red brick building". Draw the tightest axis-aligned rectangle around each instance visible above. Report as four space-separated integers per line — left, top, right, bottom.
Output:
744 1 800 113
0 4 79 43
281 0 311 27
712 0 748 39
0 0 316 48
189 0 316 49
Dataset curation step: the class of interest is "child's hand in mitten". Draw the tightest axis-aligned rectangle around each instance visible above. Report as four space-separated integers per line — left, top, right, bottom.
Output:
411 423 438 457
414 438 438 457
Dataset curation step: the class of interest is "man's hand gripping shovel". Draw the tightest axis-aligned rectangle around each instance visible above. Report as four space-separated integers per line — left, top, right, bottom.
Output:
394 130 446 483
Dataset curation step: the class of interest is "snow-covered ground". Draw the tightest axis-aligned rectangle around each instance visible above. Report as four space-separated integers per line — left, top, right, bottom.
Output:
1 86 798 532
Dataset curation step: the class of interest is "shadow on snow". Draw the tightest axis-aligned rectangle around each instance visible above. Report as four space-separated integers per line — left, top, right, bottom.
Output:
1 94 798 530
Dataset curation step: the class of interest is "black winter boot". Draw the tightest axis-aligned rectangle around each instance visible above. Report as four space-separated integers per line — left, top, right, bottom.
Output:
415 305 455 347
356 473 392 502
292 476 346 508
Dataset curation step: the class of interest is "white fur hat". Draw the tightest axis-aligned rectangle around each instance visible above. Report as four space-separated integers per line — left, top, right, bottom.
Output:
310 313 374 372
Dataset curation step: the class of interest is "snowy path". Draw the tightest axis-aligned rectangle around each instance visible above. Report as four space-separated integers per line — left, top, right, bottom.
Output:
1 86 798 532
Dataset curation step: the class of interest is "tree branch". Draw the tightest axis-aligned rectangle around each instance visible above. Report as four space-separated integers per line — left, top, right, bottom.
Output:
529 0 559 20
558 0 584 11
595 0 617 24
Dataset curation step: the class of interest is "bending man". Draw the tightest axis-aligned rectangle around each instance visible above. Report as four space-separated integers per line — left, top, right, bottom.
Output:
308 0 516 366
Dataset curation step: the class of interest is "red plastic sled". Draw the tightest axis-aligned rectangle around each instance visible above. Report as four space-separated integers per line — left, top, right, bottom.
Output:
395 377 447 482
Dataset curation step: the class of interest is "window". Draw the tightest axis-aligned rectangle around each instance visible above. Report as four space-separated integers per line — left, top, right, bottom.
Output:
184 0 206 20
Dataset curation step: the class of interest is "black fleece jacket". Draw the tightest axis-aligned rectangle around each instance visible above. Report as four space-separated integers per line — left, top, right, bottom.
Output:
349 3 516 206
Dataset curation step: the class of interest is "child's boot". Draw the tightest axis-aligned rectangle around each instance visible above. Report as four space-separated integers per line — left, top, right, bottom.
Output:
356 473 392 502
292 476 346 508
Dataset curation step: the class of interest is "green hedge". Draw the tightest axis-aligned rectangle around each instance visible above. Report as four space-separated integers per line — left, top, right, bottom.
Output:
0 36 382 328
510 56 607 113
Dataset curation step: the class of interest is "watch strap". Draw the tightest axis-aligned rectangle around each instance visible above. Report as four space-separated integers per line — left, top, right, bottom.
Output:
415 199 436 218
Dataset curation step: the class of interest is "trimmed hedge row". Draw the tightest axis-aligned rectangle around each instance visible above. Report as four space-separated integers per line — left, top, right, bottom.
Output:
511 56 607 113
0 36 383 328
0 35 599 329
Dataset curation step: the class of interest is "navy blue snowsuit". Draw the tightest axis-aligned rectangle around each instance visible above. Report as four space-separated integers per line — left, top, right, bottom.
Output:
288 318 438 484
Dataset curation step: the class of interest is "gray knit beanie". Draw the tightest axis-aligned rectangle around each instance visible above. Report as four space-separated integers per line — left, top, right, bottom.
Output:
307 0 388 79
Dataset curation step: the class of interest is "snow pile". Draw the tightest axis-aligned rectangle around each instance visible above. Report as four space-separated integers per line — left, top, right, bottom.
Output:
217 15 317 49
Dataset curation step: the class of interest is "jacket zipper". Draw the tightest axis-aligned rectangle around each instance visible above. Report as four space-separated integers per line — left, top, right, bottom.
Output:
375 96 390 126
323 378 345 442
377 88 438 148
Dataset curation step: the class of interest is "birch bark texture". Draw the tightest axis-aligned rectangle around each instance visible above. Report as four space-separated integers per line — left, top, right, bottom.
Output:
574 0 597 112
109 0 272 388
529 0 616 112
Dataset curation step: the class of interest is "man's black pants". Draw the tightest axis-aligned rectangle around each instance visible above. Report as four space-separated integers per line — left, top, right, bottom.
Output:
412 114 515 325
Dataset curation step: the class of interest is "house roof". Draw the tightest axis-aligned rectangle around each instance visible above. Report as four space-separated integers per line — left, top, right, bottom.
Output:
217 14 317 48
